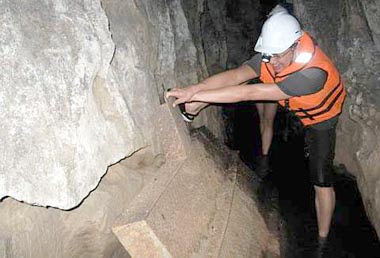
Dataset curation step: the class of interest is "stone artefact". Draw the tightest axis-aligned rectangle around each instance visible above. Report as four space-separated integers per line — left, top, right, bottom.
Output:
113 220 173 258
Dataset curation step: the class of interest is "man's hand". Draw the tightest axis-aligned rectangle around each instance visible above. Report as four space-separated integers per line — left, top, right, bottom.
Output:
165 85 209 117
165 85 199 107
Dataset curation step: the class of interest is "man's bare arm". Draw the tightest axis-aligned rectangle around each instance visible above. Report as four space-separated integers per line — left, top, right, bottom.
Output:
197 64 258 92
166 64 258 102
186 83 291 104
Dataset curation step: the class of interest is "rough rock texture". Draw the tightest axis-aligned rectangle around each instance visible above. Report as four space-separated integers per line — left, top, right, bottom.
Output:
294 0 380 236
0 0 280 256
0 0 142 209
180 0 227 138
0 102 280 257
0 0 227 209
225 0 263 69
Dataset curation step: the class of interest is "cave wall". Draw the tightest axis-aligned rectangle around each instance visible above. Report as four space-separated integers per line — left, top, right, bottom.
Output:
0 0 266 212
293 0 380 235
180 0 228 137
0 0 131 209
225 0 267 68
0 0 271 256
0 0 227 210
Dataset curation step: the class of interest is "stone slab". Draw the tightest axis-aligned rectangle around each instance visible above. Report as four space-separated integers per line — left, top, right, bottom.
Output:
143 141 236 257
113 131 280 257
113 159 184 225
152 98 192 160
112 220 172 258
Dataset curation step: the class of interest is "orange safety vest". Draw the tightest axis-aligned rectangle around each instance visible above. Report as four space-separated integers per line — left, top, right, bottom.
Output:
259 32 346 126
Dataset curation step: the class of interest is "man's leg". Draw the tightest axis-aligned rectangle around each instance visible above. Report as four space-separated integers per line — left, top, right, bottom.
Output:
256 102 265 135
255 102 277 155
305 125 337 238
314 185 335 237
253 102 277 178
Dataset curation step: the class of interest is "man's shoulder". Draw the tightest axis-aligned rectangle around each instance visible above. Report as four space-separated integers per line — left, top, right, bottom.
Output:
244 53 262 75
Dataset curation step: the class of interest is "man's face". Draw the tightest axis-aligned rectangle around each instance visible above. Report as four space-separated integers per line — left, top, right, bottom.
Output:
269 45 296 73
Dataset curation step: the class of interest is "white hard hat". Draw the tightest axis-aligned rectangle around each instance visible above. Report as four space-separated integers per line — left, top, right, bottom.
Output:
268 4 288 17
254 12 303 55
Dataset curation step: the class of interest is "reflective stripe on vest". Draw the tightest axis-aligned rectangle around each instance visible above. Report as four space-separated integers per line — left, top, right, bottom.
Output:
259 32 346 126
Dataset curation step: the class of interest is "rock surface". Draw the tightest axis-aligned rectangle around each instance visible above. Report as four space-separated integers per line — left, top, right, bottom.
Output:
0 0 226 209
0 102 280 257
0 0 142 209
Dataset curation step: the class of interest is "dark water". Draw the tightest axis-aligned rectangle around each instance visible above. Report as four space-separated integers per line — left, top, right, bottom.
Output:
224 104 380 258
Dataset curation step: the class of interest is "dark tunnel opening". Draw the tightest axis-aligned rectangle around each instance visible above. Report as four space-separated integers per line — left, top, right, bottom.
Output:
229 103 380 257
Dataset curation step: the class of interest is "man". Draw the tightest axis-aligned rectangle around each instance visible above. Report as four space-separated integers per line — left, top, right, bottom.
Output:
166 10 345 240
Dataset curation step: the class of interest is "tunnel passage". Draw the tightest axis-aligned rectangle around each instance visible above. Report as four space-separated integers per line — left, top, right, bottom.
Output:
215 0 380 257
1 0 380 256
228 103 380 257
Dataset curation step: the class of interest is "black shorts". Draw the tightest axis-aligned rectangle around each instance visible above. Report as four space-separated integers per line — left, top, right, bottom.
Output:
304 124 337 187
